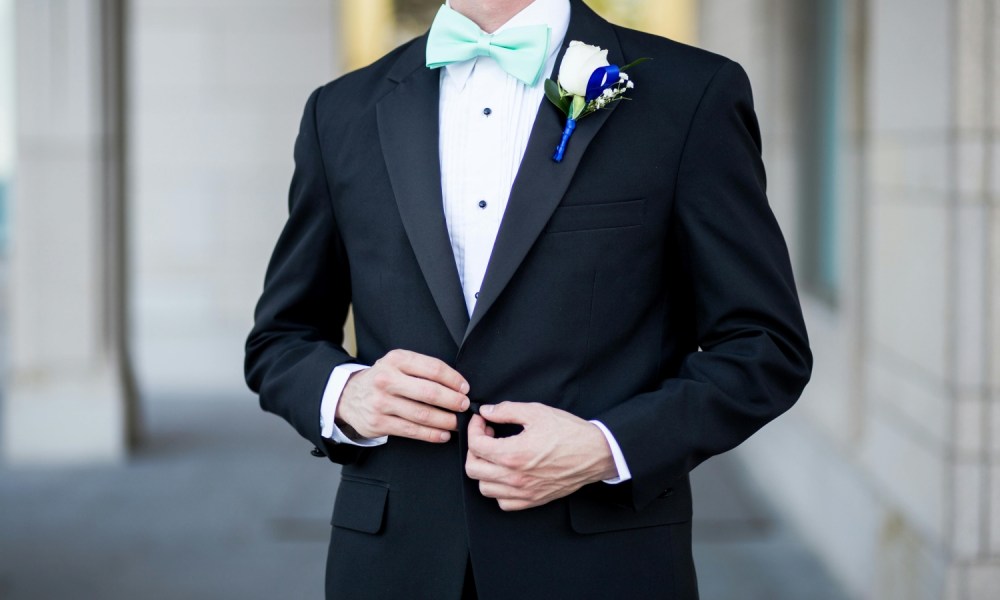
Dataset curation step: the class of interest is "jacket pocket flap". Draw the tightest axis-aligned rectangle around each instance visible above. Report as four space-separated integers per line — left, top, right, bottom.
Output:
331 478 389 534
568 484 692 534
545 199 645 233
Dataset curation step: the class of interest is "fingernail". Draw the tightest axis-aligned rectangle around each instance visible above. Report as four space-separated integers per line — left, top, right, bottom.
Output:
460 381 470 394
461 398 470 411
481 404 494 415
440 431 451 442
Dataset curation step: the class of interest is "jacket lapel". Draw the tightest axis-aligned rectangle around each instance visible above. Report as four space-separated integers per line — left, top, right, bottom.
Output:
463 1 624 342
377 38 469 347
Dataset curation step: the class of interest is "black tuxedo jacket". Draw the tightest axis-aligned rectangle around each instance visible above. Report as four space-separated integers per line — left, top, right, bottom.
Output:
246 2 811 598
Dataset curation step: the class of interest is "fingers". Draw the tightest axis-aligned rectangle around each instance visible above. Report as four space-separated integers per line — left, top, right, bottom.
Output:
375 354 469 413
388 375 469 413
381 349 470 394
465 403 606 512
496 499 533 512
345 394 456 442
468 403 540 460
476 477 541 512
468 414 489 437
388 397 460 432
467 414 504 459
338 349 470 443
373 415 453 444
465 446 507 482
477 481 531 502
479 401 538 425
466 452 536 511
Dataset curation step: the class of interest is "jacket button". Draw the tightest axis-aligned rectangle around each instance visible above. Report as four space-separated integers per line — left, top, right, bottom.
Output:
658 488 674 498
310 446 324 457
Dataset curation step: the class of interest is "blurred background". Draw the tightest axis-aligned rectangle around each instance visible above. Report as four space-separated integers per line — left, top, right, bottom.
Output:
0 0 997 598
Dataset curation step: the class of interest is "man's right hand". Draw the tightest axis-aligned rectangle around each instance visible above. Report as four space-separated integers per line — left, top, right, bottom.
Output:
335 349 470 443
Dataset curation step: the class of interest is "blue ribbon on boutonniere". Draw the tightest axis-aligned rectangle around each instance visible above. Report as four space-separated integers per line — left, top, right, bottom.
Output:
585 65 621 102
546 43 649 163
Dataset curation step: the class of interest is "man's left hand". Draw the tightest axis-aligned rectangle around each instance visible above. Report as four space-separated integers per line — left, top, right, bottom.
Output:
465 402 618 511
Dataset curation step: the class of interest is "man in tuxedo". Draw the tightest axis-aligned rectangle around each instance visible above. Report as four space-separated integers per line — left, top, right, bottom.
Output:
245 0 812 597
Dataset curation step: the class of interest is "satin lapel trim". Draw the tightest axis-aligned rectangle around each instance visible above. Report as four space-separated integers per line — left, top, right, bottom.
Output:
377 40 469 347
463 2 624 342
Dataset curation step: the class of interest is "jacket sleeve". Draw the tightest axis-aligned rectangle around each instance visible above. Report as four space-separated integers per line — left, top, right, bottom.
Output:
596 60 813 509
244 86 366 465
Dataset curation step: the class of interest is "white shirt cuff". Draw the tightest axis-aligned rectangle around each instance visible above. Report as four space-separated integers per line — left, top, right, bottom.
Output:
320 363 387 447
590 420 632 484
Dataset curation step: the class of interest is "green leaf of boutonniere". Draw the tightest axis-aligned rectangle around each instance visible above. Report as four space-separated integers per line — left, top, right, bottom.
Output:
620 57 652 72
544 78 571 115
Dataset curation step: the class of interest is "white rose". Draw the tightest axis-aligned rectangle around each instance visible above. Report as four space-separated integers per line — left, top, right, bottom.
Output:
557 41 610 97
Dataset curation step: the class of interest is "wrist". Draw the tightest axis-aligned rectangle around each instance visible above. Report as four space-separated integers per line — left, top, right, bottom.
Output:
333 370 365 429
334 417 365 442
586 422 619 482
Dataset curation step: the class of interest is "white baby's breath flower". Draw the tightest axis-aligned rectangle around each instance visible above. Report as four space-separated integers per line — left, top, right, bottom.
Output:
626 80 635 89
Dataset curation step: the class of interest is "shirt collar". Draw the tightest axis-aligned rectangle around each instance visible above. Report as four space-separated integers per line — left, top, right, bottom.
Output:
442 0 571 89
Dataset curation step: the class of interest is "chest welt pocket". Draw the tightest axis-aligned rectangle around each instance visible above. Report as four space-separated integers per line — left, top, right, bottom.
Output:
331 477 389 534
544 199 645 234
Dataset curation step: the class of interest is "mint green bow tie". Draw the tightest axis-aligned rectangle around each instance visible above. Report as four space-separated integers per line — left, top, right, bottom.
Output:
425 4 550 87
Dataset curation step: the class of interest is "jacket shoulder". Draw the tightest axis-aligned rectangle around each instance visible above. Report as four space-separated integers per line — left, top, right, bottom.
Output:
312 36 424 116
614 26 731 74
609 25 753 116
611 26 739 90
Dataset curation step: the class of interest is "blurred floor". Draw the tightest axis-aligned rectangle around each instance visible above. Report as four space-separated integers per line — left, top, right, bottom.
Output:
0 388 851 599
691 449 852 600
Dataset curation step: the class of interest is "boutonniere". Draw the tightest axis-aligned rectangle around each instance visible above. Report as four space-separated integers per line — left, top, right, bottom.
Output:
545 41 650 162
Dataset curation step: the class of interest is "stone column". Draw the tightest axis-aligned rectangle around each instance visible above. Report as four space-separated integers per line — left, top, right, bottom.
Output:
947 0 999 595
2 0 136 465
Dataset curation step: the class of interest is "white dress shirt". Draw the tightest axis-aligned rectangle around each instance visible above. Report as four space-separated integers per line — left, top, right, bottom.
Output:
319 0 631 484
